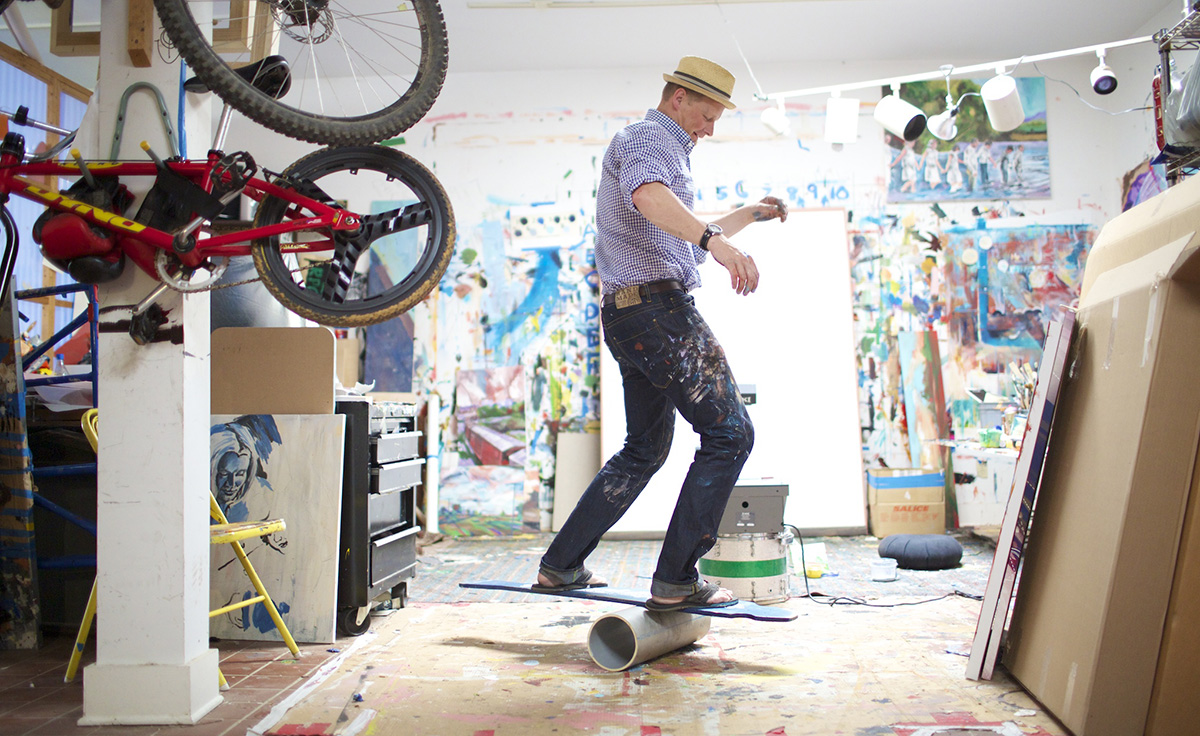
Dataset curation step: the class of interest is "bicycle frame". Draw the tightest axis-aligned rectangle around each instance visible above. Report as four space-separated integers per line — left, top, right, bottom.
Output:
0 147 360 280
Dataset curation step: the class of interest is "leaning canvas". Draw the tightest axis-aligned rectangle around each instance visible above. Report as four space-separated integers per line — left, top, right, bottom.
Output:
210 413 346 644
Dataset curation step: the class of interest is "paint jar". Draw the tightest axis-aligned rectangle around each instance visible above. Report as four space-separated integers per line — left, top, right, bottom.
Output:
870 557 898 582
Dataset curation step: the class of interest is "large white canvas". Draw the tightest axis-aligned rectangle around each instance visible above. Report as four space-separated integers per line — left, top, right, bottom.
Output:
601 209 865 534
210 414 346 644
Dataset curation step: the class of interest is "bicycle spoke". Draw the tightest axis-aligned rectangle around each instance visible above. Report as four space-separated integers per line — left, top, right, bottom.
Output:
250 145 453 326
157 0 447 144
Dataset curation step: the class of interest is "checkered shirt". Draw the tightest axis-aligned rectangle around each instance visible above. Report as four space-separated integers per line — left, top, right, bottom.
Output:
594 109 708 295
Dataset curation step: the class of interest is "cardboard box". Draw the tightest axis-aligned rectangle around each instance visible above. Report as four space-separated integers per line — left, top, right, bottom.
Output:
866 468 945 538
1003 174 1200 736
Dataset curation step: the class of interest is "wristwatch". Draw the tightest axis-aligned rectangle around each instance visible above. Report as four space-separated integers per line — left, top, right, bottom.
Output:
699 223 722 251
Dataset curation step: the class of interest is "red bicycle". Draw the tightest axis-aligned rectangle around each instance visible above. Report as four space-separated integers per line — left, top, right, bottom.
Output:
0 88 455 340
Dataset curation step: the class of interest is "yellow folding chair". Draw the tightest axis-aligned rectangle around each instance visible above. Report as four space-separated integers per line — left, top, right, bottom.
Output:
65 409 301 688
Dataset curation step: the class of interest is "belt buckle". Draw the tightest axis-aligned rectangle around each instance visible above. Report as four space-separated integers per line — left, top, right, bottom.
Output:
614 284 642 309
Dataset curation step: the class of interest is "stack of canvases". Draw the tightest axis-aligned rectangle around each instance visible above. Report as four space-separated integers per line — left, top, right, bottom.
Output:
1002 174 1200 734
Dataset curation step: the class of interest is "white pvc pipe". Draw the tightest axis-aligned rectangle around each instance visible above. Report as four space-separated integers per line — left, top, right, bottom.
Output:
587 607 711 671
424 392 440 534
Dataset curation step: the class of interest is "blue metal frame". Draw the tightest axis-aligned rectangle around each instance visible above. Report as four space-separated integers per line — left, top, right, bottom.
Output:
16 283 99 406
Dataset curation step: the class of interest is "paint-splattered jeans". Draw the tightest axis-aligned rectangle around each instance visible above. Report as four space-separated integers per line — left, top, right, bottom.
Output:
541 287 753 598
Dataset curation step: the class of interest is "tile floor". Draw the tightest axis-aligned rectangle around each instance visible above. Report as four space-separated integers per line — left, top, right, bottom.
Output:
0 634 343 735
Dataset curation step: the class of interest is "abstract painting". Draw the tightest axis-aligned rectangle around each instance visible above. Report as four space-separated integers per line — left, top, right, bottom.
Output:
437 366 535 536
209 413 345 644
897 331 949 471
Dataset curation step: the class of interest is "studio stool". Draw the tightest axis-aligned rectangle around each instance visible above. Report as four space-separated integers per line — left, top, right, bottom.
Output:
65 409 301 688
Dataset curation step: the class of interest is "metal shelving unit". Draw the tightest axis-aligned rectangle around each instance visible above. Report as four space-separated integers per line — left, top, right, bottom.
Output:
1156 3 1200 183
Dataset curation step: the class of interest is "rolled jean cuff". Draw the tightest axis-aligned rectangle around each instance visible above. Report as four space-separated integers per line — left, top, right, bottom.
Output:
538 560 587 585
650 577 705 598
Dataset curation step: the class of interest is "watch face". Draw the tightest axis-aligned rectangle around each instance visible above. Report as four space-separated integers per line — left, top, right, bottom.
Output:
708 224 722 235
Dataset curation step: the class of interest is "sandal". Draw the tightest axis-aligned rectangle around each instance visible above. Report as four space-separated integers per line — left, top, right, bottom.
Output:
532 568 608 593
645 580 738 612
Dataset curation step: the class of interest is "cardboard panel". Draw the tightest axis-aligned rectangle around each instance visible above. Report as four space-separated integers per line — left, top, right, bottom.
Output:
1003 182 1200 736
1146 449 1200 734
212 327 335 415
1079 173 1200 299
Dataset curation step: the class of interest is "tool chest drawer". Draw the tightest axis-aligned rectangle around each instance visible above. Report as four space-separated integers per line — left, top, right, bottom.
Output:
370 526 420 587
371 457 424 493
368 485 414 537
371 430 421 464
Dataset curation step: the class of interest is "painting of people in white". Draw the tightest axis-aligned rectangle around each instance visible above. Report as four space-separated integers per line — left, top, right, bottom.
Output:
886 77 1049 202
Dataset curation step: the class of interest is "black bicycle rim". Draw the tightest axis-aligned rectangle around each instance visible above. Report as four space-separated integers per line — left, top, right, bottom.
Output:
251 145 454 327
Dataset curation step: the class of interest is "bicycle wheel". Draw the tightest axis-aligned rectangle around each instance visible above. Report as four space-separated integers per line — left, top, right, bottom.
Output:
154 0 448 145
251 145 455 327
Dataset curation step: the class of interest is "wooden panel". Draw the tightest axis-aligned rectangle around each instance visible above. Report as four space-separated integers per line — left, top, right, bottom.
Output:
211 327 336 415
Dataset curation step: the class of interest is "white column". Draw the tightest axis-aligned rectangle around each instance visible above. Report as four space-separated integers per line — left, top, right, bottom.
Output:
79 0 219 725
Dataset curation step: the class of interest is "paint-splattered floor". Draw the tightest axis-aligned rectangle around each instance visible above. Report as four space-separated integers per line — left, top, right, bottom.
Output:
253 532 1068 736
0 532 1069 736
415 531 996 603
261 598 1064 736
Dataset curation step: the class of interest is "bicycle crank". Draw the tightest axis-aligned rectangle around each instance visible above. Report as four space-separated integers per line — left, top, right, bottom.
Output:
154 250 230 292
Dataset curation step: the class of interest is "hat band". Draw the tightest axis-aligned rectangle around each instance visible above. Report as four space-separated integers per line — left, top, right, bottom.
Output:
673 70 731 101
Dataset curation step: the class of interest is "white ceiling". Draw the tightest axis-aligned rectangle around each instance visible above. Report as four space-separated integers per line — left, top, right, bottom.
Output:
441 0 1175 74
0 0 1181 92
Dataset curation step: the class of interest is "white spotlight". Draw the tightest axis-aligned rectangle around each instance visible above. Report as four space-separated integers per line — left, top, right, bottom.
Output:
874 86 926 141
761 100 790 136
929 65 959 140
825 94 860 148
1091 50 1117 95
929 107 958 140
981 72 1025 132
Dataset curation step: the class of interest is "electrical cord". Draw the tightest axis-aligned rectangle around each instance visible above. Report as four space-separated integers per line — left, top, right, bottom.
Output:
1032 61 1152 115
784 524 982 609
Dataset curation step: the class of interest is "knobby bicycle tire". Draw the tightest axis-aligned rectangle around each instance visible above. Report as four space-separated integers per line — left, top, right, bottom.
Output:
251 145 455 327
154 0 449 146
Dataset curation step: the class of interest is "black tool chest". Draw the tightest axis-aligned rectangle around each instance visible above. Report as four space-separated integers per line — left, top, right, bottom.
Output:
335 397 423 635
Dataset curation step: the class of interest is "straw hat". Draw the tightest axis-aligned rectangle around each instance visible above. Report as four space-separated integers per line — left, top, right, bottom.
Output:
663 56 736 110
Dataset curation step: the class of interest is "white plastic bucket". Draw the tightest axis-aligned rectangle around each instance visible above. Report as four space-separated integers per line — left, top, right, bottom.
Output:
699 532 790 604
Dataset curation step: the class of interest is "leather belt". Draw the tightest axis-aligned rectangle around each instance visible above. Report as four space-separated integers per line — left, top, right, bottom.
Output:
602 279 685 307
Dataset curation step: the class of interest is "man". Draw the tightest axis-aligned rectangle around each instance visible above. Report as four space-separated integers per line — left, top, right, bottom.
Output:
537 56 788 611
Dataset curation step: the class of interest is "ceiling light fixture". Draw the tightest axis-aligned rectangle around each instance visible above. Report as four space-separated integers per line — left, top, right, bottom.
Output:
1090 50 1118 95
824 92 860 149
761 99 790 136
758 35 1151 106
874 84 926 141
928 65 959 141
981 68 1026 132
